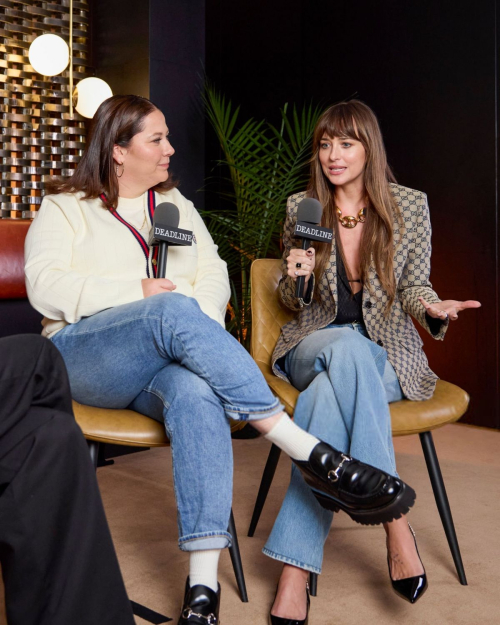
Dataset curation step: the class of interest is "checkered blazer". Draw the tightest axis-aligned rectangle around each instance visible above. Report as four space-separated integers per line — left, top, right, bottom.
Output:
271 183 448 401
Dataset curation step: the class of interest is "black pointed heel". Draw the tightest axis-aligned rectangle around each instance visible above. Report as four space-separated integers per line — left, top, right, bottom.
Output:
388 524 428 604
269 581 310 625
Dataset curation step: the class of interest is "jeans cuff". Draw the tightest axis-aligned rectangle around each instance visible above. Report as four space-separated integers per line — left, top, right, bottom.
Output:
179 531 232 551
225 399 285 422
262 547 322 574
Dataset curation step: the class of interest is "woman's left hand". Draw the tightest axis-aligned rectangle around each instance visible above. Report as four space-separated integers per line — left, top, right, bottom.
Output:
418 297 481 321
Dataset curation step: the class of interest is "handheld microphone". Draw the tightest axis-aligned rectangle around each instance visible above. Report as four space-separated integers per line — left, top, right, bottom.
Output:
149 202 193 279
293 198 333 298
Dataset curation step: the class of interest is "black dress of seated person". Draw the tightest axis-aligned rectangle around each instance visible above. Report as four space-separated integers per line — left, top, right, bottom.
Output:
0 334 135 625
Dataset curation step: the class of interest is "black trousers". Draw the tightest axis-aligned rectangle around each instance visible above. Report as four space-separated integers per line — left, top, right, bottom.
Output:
0 335 135 625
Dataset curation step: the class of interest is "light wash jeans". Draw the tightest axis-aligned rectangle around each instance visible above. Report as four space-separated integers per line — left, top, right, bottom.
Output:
51 292 283 551
263 323 403 573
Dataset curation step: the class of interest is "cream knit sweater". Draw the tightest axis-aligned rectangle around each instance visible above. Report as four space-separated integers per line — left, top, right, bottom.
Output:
25 188 230 337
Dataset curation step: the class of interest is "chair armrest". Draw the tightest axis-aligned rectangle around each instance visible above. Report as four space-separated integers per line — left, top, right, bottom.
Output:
255 361 299 416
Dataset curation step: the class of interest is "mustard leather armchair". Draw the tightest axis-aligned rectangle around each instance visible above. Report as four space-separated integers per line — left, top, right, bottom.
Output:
248 258 468 592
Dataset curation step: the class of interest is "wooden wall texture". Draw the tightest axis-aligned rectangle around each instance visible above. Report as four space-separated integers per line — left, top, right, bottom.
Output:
1 0 91 219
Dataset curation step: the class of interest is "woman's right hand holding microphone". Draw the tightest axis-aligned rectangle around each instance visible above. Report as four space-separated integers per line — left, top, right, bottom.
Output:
286 247 316 283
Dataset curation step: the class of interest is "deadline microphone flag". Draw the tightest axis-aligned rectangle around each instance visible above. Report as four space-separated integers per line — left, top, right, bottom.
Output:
149 202 193 279
294 198 333 298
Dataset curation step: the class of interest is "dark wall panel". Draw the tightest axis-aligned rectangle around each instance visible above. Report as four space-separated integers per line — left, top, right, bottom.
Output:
150 0 206 207
206 0 304 121
92 1 205 205
92 0 150 98
206 0 499 427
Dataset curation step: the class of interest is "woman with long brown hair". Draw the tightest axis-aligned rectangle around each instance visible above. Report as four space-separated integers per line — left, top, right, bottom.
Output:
24 95 414 625
264 100 480 623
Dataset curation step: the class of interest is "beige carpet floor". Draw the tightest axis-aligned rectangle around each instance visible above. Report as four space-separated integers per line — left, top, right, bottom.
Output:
1 423 499 624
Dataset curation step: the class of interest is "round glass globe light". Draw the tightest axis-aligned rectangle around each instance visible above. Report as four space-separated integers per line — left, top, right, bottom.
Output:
74 77 113 118
28 34 69 76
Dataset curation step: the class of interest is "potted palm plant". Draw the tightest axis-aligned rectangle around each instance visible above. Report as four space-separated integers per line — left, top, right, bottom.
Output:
202 83 322 349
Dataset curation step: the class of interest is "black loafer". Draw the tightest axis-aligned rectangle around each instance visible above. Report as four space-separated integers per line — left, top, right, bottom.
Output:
293 442 416 525
178 577 220 624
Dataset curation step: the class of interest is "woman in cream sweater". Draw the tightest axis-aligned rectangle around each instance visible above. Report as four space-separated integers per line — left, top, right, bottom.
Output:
25 95 416 625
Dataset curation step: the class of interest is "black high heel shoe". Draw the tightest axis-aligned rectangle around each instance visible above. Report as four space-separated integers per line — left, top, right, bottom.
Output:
388 524 428 604
269 581 310 625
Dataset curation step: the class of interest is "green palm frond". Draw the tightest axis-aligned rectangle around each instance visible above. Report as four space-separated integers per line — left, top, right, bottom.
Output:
202 82 323 348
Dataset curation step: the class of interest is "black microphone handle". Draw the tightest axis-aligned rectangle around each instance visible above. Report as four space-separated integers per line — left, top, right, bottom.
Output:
295 238 311 299
157 242 169 279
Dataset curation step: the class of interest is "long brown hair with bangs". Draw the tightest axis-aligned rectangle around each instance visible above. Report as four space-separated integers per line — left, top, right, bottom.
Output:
307 99 400 311
45 94 177 209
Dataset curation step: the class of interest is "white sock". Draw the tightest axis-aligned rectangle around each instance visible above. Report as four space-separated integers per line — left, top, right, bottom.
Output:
264 413 319 461
189 550 221 592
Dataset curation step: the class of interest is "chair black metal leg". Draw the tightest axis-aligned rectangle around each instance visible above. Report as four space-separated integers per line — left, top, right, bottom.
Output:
309 572 318 597
97 443 114 467
419 431 467 585
88 440 99 471
248 443 282 537
228 508 249 602
87 442 250 601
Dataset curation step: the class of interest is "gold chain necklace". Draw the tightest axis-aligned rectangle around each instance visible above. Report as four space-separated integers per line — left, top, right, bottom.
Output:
336 206 366 229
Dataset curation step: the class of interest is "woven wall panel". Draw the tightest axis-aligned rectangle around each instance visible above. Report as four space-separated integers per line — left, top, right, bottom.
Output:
0 0 91 219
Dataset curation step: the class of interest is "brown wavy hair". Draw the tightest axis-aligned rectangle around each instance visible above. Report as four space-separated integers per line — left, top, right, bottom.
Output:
45 94 177 209
307 99 401 312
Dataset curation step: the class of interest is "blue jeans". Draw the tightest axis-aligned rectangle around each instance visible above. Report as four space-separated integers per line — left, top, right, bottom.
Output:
51 293 283 551
263 323 403 573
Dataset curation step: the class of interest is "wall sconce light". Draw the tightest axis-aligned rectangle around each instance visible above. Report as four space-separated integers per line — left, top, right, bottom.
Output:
28 34 69 77
27 0 112 119
74 77 113 119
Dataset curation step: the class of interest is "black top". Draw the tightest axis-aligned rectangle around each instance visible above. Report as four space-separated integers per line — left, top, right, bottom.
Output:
332 247 443 335
333 248 364 325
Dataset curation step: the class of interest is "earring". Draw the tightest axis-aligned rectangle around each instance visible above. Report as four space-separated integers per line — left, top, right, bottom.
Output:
115 162 124 178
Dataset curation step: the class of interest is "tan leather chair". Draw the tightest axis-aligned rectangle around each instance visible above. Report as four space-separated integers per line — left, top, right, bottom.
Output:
72 401 249 604
247 258 468 593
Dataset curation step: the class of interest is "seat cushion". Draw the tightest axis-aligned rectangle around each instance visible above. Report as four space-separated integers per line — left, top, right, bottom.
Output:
72 401 169 447
390 379 470 436
72 401 251 446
